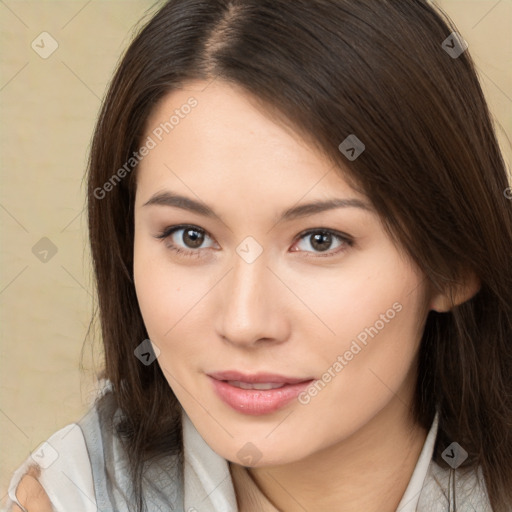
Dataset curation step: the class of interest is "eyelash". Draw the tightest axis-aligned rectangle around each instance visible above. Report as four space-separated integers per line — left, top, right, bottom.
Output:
154 224 354 259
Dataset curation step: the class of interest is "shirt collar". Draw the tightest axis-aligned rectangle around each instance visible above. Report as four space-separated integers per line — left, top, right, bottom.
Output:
181 408 439 512
396 412 440 511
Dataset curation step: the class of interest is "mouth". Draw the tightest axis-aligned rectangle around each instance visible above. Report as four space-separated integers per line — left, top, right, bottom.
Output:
224 381 288 390
207 371 315 415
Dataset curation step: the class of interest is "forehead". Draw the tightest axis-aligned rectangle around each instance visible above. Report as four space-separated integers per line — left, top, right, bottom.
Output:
135 80 364 207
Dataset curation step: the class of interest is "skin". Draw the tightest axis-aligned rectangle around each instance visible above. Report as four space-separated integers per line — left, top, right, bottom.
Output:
13 79 478 511
132 79 462 512
12 465 53 512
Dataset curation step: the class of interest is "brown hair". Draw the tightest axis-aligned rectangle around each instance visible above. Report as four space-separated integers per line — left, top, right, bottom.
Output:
86 1 512 510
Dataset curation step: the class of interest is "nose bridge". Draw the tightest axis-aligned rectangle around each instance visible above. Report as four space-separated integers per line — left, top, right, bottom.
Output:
217 249 288 346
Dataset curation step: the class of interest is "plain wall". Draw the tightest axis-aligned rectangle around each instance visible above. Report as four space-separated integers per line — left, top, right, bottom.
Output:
1 0 511 503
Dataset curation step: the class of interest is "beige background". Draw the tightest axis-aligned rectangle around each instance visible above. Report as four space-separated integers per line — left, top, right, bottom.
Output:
0 0 511 504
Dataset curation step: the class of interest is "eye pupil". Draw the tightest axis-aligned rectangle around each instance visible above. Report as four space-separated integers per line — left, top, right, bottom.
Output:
183 229 204 248
311 232 332 252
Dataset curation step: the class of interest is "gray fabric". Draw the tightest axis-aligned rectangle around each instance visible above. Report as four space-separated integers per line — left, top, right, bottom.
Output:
76 390 493 512
417 460 493 511
77 391 184 512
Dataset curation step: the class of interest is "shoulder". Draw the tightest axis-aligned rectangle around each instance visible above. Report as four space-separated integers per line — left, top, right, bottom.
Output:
9 465 53 511
6 386 184 512
6 417 97 512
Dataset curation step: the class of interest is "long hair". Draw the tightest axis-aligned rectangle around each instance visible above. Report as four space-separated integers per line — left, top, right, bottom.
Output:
86 1 512 510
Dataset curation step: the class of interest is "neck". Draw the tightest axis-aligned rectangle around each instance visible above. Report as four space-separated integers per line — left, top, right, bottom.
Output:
246 392 428 512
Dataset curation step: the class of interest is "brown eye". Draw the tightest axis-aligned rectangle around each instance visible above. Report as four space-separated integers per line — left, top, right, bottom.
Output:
292 229 353 257
155 225 217 257
181 228 205 248
309 232 334 252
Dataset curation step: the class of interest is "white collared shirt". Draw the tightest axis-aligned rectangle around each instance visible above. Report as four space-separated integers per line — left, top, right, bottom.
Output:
6 399 492 511
181 409 439 512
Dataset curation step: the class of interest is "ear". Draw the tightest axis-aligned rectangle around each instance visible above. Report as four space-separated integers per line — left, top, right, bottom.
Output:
430 271 481 313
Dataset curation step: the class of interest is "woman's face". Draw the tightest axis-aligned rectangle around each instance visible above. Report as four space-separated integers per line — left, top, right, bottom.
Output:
133 79 433 466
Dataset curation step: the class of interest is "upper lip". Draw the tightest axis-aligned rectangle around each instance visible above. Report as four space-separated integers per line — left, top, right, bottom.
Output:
208 371 314 384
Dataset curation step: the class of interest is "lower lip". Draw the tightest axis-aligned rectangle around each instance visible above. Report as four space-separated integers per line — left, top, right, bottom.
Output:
209 376 314 415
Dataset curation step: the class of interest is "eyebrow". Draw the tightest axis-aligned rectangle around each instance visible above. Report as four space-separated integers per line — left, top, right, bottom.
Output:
142 190 373 223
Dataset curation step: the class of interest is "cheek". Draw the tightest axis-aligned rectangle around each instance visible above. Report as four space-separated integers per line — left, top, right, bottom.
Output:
289 251 424 356
293 249 427 402
306 291 426 424
133 238 213 359
134 237 183 338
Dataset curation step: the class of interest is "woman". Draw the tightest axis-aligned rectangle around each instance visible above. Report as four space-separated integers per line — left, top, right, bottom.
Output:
7 0 512 511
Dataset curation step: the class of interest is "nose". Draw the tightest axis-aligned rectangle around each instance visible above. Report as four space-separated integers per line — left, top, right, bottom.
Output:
216 251 291 348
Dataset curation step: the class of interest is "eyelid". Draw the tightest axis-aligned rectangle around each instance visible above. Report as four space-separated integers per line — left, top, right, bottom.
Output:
291 228 354 257
155 224 210 241
154 224 354 257
155 224 218 248
295 227 353 243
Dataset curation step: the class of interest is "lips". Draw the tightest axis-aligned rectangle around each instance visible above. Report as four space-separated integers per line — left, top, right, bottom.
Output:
208 370 315 415
208 370 313 385
227 381 286 390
